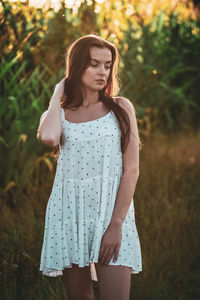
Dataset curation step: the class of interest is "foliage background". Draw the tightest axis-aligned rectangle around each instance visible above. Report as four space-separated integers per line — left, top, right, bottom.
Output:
0 0 200 299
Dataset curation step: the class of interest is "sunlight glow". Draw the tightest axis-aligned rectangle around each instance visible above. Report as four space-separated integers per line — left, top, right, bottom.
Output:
94 4 101 13
95 0 105 4
51 0 61 11
115 1 122 10
87 0 92 5
28 0 84 11
29 0 48 9
114 19 120 27
6 0 198 22
65 0 74 9
126 4 134 16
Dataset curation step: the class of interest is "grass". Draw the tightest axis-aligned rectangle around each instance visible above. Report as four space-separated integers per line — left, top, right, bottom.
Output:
130 129 200 300
0 130 199 300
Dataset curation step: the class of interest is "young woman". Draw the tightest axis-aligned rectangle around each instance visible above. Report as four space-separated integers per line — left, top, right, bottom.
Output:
37 34 142 300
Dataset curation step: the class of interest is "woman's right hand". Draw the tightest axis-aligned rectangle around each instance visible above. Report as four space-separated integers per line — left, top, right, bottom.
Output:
53 77 66 99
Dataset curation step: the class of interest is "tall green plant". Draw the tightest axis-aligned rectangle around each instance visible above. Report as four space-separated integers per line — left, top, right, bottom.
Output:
0 55 63 200
119 12 200 133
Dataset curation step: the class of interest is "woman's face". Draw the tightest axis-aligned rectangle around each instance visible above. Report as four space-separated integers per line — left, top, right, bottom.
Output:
81 46 112 93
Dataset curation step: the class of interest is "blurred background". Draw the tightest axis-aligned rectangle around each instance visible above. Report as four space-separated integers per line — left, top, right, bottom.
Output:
0 0 200 299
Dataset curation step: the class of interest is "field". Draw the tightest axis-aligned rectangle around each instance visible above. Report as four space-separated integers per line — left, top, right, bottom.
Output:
0 130 199 299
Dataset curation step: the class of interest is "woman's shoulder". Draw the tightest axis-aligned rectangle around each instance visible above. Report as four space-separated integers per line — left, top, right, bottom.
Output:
113 96 136 114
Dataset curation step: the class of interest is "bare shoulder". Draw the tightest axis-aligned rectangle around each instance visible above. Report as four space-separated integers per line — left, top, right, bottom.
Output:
114 96 136 115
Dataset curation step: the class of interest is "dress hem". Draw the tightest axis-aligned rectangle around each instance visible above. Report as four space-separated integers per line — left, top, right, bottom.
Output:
40 260 142 282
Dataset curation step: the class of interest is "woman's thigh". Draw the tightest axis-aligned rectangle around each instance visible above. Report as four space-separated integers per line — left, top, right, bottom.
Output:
62 263 94 300
95 263 132 300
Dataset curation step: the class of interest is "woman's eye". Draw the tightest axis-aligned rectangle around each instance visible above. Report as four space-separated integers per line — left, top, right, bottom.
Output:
91 64 111 69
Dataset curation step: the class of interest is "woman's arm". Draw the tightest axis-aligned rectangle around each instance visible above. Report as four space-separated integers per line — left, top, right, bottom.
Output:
37 110 48 139
109 96 140 228
37 78 65 147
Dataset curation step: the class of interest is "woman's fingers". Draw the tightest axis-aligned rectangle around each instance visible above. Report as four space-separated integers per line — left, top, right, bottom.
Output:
99 247 110 265
113 246 120 263
99 246 118 265
104 246 115 265
98 245 107 264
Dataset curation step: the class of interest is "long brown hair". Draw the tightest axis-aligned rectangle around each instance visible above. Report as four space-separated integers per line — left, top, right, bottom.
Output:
53 34 140 161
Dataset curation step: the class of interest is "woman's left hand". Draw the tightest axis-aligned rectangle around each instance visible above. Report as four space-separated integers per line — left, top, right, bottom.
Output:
98 224 122 265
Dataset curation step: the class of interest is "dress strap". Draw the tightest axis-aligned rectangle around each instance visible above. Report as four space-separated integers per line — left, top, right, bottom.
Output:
61 107 65 121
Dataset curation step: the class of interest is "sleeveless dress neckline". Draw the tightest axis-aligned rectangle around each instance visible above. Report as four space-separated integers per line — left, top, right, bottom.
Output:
63 108 112 125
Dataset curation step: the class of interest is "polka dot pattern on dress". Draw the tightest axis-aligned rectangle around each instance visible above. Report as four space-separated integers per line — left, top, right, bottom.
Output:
39 107 142 281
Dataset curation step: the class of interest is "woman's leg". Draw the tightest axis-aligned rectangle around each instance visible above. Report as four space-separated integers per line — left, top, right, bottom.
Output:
62 263 94 300
94 263 132 300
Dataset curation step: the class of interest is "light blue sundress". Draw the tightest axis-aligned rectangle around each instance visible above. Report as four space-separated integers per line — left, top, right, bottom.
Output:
39 106 142 281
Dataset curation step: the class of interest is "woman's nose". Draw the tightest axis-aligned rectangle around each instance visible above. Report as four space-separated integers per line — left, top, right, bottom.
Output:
98 65 106 75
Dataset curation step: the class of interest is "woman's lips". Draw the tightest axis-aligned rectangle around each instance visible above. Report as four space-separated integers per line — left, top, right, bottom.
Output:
96 80 105 84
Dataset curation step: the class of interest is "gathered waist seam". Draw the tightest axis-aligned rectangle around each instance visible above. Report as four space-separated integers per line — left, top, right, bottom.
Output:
62 175 120 183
